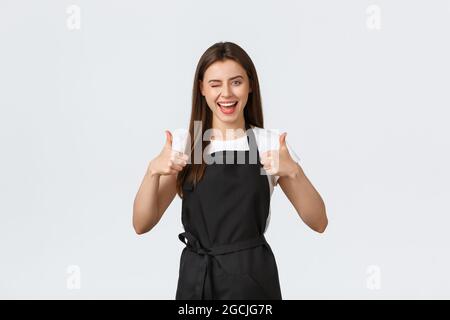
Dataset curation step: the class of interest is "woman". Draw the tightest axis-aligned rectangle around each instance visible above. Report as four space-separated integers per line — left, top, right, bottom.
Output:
133 41 328 300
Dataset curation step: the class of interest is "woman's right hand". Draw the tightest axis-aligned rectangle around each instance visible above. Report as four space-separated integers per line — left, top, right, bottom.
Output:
147 130 189 177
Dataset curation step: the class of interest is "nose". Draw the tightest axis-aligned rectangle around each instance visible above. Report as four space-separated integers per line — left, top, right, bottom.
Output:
220 83 233 98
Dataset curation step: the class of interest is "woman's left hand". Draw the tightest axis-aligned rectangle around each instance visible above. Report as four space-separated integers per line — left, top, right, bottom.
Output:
260 132 300 179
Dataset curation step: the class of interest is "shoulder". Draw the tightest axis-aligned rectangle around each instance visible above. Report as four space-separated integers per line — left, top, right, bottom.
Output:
251 125 301 163
251 125 281 138
250 125 283 152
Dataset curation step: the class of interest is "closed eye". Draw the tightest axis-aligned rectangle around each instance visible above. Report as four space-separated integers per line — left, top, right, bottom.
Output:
211 81 242 88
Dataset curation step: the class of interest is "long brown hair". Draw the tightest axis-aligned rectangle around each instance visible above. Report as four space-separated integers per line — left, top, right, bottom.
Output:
176 41 264 198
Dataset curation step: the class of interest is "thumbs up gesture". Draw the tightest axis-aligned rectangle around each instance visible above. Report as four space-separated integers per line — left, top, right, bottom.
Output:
147 130 189 177
260 132 299 178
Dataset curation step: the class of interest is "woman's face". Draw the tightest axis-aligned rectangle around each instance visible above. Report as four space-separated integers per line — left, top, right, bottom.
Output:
199 59 252 126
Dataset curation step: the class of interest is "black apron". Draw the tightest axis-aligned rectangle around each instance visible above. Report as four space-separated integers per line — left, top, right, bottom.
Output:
175 122 282 300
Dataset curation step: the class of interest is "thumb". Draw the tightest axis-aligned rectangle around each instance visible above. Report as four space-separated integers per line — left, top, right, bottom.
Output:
165 130 173 148
279 132 287 149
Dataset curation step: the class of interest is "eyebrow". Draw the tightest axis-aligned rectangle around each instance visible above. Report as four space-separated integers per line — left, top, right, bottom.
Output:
208 75 244 83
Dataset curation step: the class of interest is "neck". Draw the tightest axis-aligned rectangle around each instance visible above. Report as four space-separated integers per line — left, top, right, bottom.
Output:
211 117 247 141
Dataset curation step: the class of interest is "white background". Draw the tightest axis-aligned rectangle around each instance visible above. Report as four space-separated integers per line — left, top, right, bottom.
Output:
1 0 449 299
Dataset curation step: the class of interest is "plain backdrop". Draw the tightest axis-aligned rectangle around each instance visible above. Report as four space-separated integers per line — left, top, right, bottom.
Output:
1 0 449 299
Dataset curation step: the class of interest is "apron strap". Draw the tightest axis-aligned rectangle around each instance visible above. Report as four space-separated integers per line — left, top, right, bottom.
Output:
245 122 261 166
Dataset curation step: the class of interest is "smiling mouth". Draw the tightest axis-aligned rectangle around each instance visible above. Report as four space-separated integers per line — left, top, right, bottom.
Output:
217 101 238 114
217 101 238 107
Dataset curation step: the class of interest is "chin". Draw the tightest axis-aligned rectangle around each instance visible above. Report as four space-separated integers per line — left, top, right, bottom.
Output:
217 111 242 122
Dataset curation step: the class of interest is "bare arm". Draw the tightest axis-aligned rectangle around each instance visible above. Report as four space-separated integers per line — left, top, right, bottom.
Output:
132 131 188 235
261 132 328 233
279 164 328 233
132 170 177 234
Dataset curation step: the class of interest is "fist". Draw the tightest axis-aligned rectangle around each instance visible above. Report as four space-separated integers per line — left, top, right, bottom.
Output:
260 132 298 178
147 130 189 176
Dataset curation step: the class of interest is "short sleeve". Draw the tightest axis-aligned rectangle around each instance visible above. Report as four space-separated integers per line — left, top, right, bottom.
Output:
273 139 301 187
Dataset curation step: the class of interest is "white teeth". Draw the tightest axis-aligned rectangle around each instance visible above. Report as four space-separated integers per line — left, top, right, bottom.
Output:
218 102 237 107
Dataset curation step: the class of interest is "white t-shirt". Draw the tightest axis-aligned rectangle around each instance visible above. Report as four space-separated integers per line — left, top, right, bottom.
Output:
171 125 301 233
